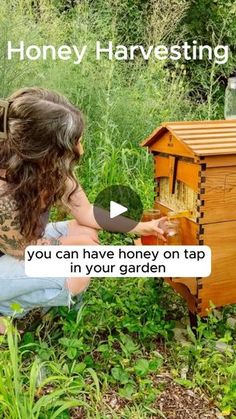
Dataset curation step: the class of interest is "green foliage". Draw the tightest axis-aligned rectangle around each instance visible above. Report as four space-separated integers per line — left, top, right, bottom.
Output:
0 280 171 417
170 311 236 416
1 283 236 416
180 0 236 117
0 321 91 418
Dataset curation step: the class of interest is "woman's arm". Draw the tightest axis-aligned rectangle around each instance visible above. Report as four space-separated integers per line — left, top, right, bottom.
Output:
62 179 166 240
62 179 101 230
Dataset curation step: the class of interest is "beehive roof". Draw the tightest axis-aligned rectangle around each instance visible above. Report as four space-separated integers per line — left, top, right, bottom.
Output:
142 119 236 156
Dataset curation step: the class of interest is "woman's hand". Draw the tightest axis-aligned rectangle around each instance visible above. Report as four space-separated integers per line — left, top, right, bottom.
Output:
130 217 167 242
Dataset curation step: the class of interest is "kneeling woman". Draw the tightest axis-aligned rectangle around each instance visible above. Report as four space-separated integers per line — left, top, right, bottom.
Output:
0 87 165 332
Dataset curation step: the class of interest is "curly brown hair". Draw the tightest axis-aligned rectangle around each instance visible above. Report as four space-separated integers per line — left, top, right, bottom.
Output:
0 87 84 241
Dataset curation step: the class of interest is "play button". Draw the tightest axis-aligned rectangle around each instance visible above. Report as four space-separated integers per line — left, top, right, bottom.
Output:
93 185 143 233
110 201 127 218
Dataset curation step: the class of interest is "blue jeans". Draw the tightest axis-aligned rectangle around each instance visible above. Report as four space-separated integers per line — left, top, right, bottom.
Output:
0 221 81 317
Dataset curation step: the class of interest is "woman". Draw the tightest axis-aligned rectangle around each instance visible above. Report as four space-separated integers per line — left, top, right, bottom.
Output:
0 87 165 333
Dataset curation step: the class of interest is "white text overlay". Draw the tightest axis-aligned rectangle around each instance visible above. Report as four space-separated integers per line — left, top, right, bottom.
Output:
25 245 211 278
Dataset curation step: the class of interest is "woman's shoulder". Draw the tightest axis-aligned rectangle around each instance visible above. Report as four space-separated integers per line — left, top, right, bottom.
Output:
0 172 18 213
0 178 23 256
0 193 18 214
0 168 7 181
0 200 25 257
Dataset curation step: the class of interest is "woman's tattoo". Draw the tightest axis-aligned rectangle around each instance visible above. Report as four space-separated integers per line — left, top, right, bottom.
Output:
0 195 62 255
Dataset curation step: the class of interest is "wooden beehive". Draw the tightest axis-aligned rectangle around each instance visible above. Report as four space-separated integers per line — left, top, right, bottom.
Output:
142 120 236 316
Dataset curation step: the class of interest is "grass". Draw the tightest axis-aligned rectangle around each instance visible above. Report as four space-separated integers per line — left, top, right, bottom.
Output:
1 280 236 417
0 0 236 417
